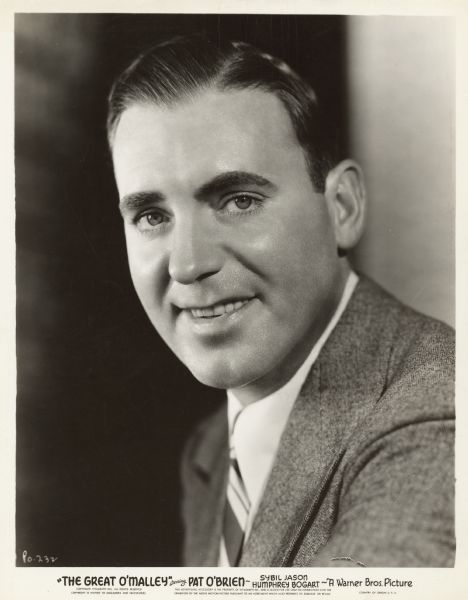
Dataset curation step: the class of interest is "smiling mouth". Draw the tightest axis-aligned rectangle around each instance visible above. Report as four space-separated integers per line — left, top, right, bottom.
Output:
186 299 252 319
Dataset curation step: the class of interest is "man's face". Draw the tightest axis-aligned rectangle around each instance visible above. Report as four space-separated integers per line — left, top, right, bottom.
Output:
112 88 346 401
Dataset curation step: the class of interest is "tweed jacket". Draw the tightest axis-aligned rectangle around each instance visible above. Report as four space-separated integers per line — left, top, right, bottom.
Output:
180 277 455 567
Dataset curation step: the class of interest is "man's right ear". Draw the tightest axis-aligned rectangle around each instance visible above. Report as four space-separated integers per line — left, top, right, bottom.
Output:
324 159 367 253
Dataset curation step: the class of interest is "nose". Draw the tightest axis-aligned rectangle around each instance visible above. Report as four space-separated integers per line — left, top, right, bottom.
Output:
168 211 223 284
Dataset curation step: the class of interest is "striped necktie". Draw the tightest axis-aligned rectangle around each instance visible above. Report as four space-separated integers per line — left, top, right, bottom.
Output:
222 443 251 566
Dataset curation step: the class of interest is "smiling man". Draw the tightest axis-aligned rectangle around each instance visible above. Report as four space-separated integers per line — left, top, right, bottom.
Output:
107 35 455 567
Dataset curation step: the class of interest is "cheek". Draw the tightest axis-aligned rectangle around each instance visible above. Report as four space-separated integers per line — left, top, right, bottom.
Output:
246 208 336 286
126 237 166 308
128 256 174 345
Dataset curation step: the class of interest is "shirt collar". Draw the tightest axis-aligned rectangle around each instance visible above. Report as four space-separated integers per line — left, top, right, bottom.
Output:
226 271 359 524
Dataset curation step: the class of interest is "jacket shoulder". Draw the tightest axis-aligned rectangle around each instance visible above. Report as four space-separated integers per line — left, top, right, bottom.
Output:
357 276 454 394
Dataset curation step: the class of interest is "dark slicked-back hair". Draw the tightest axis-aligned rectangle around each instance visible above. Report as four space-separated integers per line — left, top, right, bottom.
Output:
107 34 338 192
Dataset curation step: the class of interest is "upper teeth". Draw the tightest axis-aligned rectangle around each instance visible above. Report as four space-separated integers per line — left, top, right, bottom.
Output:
190 299 249 318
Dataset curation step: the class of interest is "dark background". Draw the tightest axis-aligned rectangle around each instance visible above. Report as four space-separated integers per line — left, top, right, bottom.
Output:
15 14 347 566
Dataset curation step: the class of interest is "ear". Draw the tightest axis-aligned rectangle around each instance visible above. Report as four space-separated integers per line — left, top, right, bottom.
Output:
324 159 366 253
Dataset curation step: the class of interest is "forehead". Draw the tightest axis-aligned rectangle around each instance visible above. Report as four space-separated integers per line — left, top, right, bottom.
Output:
111 88 308 195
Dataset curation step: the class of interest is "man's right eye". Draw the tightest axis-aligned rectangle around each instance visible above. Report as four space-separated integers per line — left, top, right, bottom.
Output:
134 211 166 232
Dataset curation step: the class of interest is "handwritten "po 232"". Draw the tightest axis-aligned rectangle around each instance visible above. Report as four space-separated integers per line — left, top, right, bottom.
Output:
22 550 58 565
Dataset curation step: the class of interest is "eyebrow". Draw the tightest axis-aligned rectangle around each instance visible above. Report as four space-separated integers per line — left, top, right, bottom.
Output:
194 170 277 199
118 170 277 216
119 191 165 217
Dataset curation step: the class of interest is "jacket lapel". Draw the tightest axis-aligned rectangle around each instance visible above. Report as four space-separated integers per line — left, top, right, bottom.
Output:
240 277 390 566
184 405 229 566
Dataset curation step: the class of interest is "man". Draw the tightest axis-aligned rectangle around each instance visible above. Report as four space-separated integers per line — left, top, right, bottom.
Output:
107 35 454 567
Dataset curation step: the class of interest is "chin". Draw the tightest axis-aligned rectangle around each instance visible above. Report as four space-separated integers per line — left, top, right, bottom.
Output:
186 359 258 392
189 369 243 391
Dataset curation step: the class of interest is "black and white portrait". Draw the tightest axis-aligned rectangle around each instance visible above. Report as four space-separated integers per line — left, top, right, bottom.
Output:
14 11 456 573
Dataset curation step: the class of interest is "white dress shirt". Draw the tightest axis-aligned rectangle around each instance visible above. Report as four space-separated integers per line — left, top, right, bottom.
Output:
218 272 358 565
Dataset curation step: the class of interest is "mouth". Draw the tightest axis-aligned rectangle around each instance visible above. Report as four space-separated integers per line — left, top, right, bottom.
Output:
178 297 254 321
189 299 250 319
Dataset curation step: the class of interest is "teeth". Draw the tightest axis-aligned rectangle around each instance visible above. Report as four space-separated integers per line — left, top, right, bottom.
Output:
190 299 249 319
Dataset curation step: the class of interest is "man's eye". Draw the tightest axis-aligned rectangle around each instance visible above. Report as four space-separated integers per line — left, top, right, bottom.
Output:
223 195 262 214
135 211 165 231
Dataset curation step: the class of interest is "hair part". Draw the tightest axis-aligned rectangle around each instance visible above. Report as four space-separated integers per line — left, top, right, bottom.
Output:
107 34 339 192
